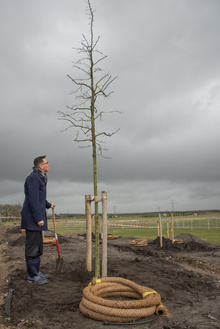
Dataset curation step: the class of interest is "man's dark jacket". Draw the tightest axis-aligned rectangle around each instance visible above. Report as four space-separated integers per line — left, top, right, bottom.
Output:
21 168 51 231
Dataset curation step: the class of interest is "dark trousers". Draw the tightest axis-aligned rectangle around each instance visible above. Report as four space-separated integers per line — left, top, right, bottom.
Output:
25 230 43 260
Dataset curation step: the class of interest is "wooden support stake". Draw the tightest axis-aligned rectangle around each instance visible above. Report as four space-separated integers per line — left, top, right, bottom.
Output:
159 213 163 248
171 213 174 244
101 191 107 278
85 195 92 272
167 221 169 239
157 221 160 236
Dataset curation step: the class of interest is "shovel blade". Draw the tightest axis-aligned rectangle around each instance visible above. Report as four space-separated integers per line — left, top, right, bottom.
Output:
55 257 64 273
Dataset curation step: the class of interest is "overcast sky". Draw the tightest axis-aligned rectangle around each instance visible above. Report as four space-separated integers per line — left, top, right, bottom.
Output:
0 0 220 214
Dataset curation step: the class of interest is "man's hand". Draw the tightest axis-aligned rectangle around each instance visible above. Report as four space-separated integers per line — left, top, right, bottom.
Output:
51 203 56 209
37 220 44 227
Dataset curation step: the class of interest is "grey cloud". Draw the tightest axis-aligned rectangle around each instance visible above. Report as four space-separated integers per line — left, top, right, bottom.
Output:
0 0 220 214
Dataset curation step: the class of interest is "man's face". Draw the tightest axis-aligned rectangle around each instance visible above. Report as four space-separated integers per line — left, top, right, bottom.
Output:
39 159 50 173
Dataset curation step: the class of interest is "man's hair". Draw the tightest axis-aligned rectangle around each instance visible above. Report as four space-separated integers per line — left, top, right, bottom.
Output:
34 155 46 168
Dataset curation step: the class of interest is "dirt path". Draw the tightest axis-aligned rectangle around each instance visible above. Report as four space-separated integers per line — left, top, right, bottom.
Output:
0 227 220 329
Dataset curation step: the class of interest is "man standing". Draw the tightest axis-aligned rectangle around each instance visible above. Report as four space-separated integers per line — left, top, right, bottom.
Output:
21 155 55 284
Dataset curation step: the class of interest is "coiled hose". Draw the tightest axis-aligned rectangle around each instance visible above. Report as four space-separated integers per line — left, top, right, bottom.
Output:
130 239 148 246
79 277 170 323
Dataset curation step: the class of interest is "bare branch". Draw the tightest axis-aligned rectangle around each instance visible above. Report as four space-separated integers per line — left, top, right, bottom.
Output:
95 128 120 139
67 75 91 90
93 54 108 67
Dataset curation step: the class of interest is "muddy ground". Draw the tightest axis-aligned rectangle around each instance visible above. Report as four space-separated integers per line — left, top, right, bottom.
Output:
0 226 220 329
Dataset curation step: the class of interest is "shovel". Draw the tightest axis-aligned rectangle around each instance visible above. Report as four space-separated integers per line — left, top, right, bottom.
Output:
52 208 64 273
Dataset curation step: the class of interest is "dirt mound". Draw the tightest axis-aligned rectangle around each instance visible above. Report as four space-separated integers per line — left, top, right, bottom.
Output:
4 227 71 246
175 232 209 244
5 225 22 234
148 235 213 252
77 232 102 240
8 235 25 247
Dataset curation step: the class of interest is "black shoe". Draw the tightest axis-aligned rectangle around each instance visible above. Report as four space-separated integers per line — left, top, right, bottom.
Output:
27 275 48 284
26 258 48 284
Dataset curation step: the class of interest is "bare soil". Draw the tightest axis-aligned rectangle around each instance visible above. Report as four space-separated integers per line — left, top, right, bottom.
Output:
0 226 220 329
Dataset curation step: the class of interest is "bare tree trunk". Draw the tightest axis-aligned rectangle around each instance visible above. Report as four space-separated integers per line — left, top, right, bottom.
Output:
59 0 119 279
92 120 100 278
90 33 100 277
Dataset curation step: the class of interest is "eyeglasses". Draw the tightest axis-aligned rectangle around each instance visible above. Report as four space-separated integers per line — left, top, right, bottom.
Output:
42 161 49 165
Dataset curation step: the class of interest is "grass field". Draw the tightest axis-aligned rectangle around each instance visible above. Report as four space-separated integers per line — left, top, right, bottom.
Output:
106 227 220 244
2 212 220 244
45 213 220 244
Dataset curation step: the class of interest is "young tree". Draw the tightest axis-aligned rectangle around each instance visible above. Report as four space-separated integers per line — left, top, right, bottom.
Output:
59 0 119 278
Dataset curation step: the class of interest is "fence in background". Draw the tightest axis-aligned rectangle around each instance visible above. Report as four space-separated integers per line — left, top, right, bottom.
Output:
1 216 220 231
48 217 220 231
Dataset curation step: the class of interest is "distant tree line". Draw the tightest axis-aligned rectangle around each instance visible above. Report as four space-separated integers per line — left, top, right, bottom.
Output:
0 204 22 218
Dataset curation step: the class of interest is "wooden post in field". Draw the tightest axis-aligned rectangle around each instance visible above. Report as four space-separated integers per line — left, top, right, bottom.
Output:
85 195 92 271
167 221 169 239
157 221 160 236
159 213 163 248
171 213 174 244
101 191 107 278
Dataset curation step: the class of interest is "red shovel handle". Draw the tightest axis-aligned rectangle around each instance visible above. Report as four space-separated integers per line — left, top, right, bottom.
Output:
55 233 61 255
52 209 61 255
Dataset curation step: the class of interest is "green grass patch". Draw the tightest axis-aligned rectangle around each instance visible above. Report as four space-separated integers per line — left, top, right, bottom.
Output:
1 215 220 245
107 227 220 244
